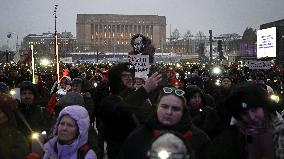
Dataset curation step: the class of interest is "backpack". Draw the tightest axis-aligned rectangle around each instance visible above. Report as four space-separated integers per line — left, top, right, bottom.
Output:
77 144 91 159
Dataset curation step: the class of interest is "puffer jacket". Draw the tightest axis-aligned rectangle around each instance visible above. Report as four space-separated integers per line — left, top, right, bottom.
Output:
43 105 96 159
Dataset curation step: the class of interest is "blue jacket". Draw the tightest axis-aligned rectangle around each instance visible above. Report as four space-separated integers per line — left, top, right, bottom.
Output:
43 105 96 159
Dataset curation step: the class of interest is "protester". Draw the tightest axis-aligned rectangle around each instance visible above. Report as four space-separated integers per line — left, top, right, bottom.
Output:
47 76 72 115
185 85 221 139
70 77 95 123
43 105 96 159
0 81 9 93
7 66 23 89
119 86 211 159
56 91 100 158
210 83 284 159
0 93 29 159
98 62 161 159
15 81 52 139
213 75 234 129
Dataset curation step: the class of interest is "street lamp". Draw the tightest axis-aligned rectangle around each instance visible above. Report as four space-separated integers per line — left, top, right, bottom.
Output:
53 4 60 82
53 5 58 36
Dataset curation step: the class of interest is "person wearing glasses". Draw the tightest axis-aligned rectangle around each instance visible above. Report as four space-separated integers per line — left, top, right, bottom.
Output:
98 62 162 159
118 86 211 159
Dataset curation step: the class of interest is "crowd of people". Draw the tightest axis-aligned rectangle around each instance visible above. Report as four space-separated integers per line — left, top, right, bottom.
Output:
1 33 284 159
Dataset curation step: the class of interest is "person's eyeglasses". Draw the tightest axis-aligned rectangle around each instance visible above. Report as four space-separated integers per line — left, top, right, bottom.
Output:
163 87 185 97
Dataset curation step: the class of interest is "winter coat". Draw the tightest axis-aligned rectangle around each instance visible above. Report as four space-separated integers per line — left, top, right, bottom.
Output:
43 105 96 159
0 118 29 159
15 102 54 139
212 86 233 129
98 86 152 159
189 105 221 140
118 111 212 159
209 114 284 159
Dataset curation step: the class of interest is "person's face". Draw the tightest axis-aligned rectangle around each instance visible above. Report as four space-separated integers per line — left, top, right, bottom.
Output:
188 92 202 109
192 69 199 75
10 70 18 77
60 79 67 89
71 84 82 93
20 90 35 104
202 75 210 82
157 95 183 126
57 115 78 145
121 71 134 88
0 110 8 124
240 107 265 128
221 78 232 89
135 78 144 86
133 37 144 53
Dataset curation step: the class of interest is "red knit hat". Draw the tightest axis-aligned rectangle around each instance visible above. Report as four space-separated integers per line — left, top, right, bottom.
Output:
0 93 17 119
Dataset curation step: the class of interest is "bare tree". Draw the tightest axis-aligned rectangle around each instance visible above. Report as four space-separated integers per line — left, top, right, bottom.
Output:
170 28 181 42
182 30 193 54
195 31 206 44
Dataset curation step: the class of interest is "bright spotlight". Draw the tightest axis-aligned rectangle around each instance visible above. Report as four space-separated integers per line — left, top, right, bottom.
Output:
212 66 222 75
40 59 50 66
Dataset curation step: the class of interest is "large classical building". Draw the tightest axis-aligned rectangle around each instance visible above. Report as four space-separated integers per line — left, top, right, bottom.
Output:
76 14 166 53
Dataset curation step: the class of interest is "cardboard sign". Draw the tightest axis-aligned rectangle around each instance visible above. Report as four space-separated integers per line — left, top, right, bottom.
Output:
248 61 272 69
128 55 149 79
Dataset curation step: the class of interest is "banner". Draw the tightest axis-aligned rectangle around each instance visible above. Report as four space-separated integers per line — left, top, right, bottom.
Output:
248 60 272 70
60 57 73 63
128 55 149 79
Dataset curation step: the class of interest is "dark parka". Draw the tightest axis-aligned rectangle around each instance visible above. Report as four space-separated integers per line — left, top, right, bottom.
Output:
118 110 212 159
98 62 153 159
0 93 29 159
185 86 221 139
15 81 53 139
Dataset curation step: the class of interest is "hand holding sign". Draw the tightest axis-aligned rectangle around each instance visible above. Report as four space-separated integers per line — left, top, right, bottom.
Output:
143 72 162 93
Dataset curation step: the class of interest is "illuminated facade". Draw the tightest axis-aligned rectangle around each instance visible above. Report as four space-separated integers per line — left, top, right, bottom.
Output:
76 14 166 53
21 32 77 56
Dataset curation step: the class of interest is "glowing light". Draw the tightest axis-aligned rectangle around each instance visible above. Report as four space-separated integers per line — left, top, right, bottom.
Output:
158 150 170 159
212 66 221 75
32 132 39 140
270 94 280 103
40 59 50 66
215 79 221 86
9 89 16 95
176 63 181 68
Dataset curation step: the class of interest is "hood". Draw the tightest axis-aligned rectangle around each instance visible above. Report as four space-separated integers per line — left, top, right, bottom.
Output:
53 105 90 148
108 62 135 95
